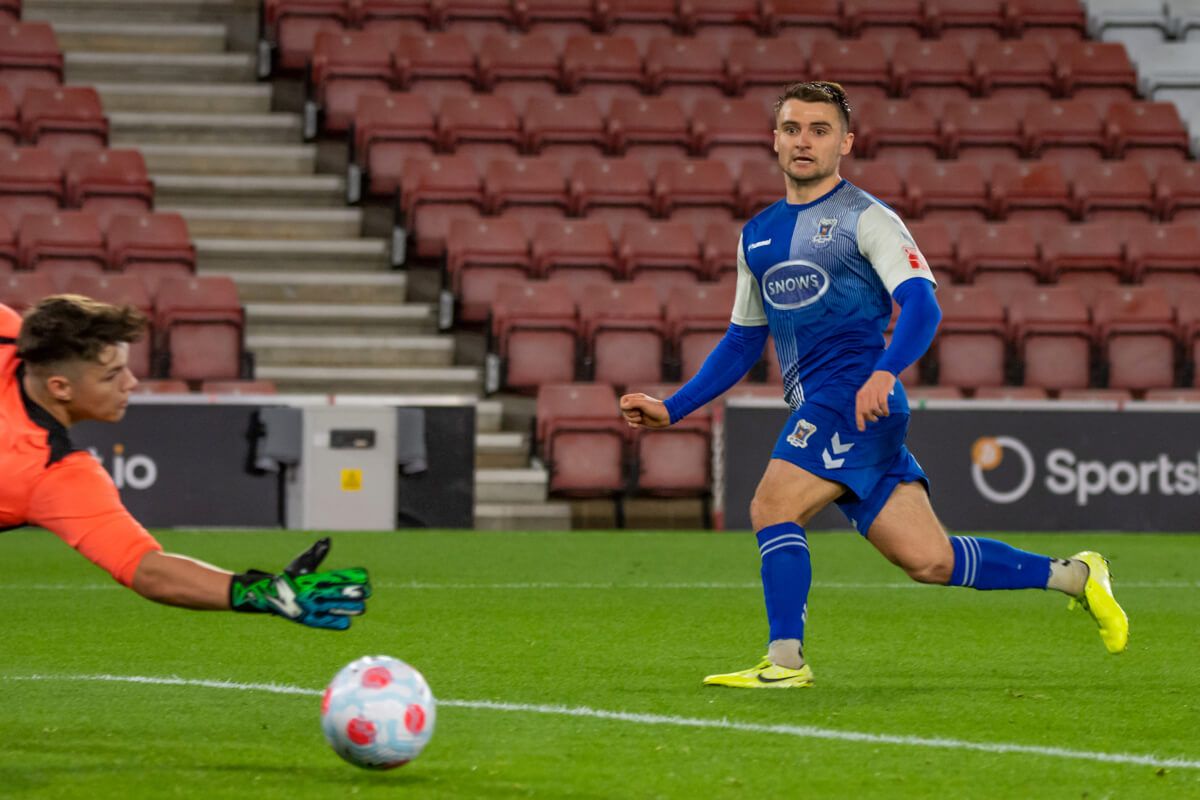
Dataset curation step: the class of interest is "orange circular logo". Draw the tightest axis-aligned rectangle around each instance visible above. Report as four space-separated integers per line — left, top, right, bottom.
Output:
971 437 1004 470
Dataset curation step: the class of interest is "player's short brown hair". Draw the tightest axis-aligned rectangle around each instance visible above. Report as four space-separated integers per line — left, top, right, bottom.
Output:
17 294 147 366
774 81 852 130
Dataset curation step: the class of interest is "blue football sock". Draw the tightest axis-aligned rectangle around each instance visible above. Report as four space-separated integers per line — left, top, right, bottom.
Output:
757 522 812 642
947 536 1052 590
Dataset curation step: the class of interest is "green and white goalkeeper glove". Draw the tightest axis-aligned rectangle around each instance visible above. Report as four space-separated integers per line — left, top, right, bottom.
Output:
229 538 371 630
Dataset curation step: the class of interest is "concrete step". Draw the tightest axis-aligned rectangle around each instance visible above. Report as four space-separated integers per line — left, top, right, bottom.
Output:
247 333 454 368
255 365 481 395
245 302 437 335
475 431 530 469
475 399 503 433
25 0 245 25
473 501 572 531
86 82 272 114
136 143 315 175
153 173 345 208
196 237 388 272
166 207 362 239
475 468 549 504
65 51 255 83
51 22 226 53
110 111 302 145
208 270 406 304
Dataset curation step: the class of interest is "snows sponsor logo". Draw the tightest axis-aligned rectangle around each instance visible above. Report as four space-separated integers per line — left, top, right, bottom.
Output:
761 260 831 310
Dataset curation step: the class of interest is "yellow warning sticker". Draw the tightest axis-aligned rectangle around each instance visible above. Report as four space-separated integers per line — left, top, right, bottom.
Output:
340 469 363 491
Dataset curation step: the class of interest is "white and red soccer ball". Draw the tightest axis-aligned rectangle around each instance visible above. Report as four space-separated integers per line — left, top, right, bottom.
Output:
321 655 436 769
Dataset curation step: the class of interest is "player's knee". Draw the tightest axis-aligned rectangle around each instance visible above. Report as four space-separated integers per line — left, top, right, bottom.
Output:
902 549 955 584
749 491 790 530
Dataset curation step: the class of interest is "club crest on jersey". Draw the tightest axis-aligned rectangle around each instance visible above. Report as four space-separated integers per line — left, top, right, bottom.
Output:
787 418 817 448
762 259 831 310
812 217 838 247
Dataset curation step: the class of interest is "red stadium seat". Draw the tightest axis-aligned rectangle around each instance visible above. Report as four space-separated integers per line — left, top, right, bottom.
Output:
0 22 63 104
394 32 478 108
0 214 14 272
955 221 1041 287
853 100 940 172
596 0 679 56
940 99 1023 171
653 158 737 233
438 93 522 173
568 156 654 238
17 211 105 286
445 216 532 324
643 35 727 114
61 273 153 377
905 220 953 276
483 155 569 232
930 285 1008 390
1091 286 1178 392
1006 0 1086 45
351 92 437 199
523 94 608 168
477 32 562 112
1124 223 1200 285
106 212 196 291
395 154 483 261
439 0 515 50
989 161 1073 225
262 0 349 74
924 0 1007 50
808 40 890 107
1021 100 1106 168
905 161 989 227
973 40 1056 106
19 86 107 159
736 158 782 218
724 37 807 111
561 33 645 114
154 275 245 380
1039 222 1127 284
1008 286 1092 391
689 97 773 176
678 0 760 54
664 282 735 380
630 378 712 507
514 0 596 52
1070 161 1154 226
491 280 580 391
200 379 279 395
0 270 56 311
0 83 15 146
606 95 690 172
349 0 430 42
890 39 974 116
618 220 703 301
700 218 741 279
63 149 153 230
535 382 628 504
1055 41 1137 114
532 220 618 298
1154 162 1200 224
1104 102 1190 171
841 161 906 215
0 146 63 229
0 0 18 22
308 30 392 135
761 0 842 45
842 0 925 50
579 281 665 386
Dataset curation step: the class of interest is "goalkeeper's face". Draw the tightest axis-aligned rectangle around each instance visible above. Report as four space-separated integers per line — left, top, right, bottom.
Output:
55 342 139 424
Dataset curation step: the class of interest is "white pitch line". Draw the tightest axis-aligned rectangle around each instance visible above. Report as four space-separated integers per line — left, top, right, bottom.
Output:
5 673 1199 771
14 581 1200 591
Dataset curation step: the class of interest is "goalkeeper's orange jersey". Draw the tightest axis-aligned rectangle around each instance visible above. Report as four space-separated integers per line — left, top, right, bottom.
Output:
0 303 161 587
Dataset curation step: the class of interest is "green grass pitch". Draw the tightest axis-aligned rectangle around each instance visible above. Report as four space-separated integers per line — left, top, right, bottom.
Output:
1 528 1197 799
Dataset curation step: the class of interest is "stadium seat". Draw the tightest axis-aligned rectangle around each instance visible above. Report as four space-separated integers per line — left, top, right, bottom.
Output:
701 219 741 280
652 158 737 233
988 161 1074 225
940 99 1023 171
154 275 246 380
1091 285 1178 392
629 379 712 509
578 281 665 386
477 32 562 113
1040 222 1127 284
689 97 774 176
1085 0 1170 54
1007 286 1092 391
490 280 580 391
63 149 153 230
0 146 63 229
905 220 954 276
0 270 55 311
664 282 735 380
523 94 608 168
350 92 437 200
853 100 940 172
1007 0 1087 44
808 40 890 107
394 32 478 109
530 219 619 288
438 93 522 173
736 158 782 218
929 285 1008 390
261 0 349 74
842 0 925 50
568 156 655 238
760 0 842 45
19 87 107 159
972 40 1057 106
349 0 430 43
1123 222 1200 285
1104 101 1190 171
514 0 596 52
200 379 279 395
394 154 484 261
1154 161 1200 223
106 212 196 292
596 0 679 57
923 0 1007 50
17 211 106 286
308 30 393 136
955 221 1041 288
535 382 628 508
679 0 760 54
606 95 691 172
643 35 726 114
1070 161 1155 225
724 37 807 112
445 216 532 324
0 83 15 146
484 155 569 232
1021 100 1107 168
618 220 704 301
842 160 907 216
905 161 989 227
0 214 14 272
1055 41 1138 114
61 273 153 377
890 39 974 116
0 22 63 104
439 0 515 51
561 33 646 114
0 0 17 22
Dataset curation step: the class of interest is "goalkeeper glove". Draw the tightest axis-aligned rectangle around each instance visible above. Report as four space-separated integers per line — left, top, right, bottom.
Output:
229 538 371 630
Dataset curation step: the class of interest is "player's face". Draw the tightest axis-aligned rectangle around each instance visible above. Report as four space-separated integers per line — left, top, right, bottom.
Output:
773 100 853 188
64 343 138 424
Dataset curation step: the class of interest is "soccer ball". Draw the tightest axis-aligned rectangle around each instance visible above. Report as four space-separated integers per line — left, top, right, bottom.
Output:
320 655 436 769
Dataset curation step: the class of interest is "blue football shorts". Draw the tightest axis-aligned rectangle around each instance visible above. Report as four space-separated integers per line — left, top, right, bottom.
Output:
769 399 930 537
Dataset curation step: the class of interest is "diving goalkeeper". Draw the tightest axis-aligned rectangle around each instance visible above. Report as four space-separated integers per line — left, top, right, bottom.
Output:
0 294 370 630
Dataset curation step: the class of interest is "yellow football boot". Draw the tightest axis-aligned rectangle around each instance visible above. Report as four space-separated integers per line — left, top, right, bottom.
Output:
1068 551 1129 654
702 656 814 688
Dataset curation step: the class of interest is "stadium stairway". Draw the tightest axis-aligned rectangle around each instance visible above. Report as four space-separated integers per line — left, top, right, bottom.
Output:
24 0 571 530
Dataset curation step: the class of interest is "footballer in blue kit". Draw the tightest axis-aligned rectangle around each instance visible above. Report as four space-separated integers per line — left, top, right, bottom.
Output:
619 81 1129 688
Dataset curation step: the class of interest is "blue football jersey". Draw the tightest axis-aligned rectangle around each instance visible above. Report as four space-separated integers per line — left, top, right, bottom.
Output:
731 179 936 415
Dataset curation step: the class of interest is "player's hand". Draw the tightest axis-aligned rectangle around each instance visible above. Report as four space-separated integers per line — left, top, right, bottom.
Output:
229 538 371 630
619 393 671 429
855 370 896 432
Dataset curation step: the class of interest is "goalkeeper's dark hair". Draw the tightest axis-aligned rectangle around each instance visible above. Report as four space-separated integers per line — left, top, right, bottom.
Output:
17 294 147 367
774 81 852 130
